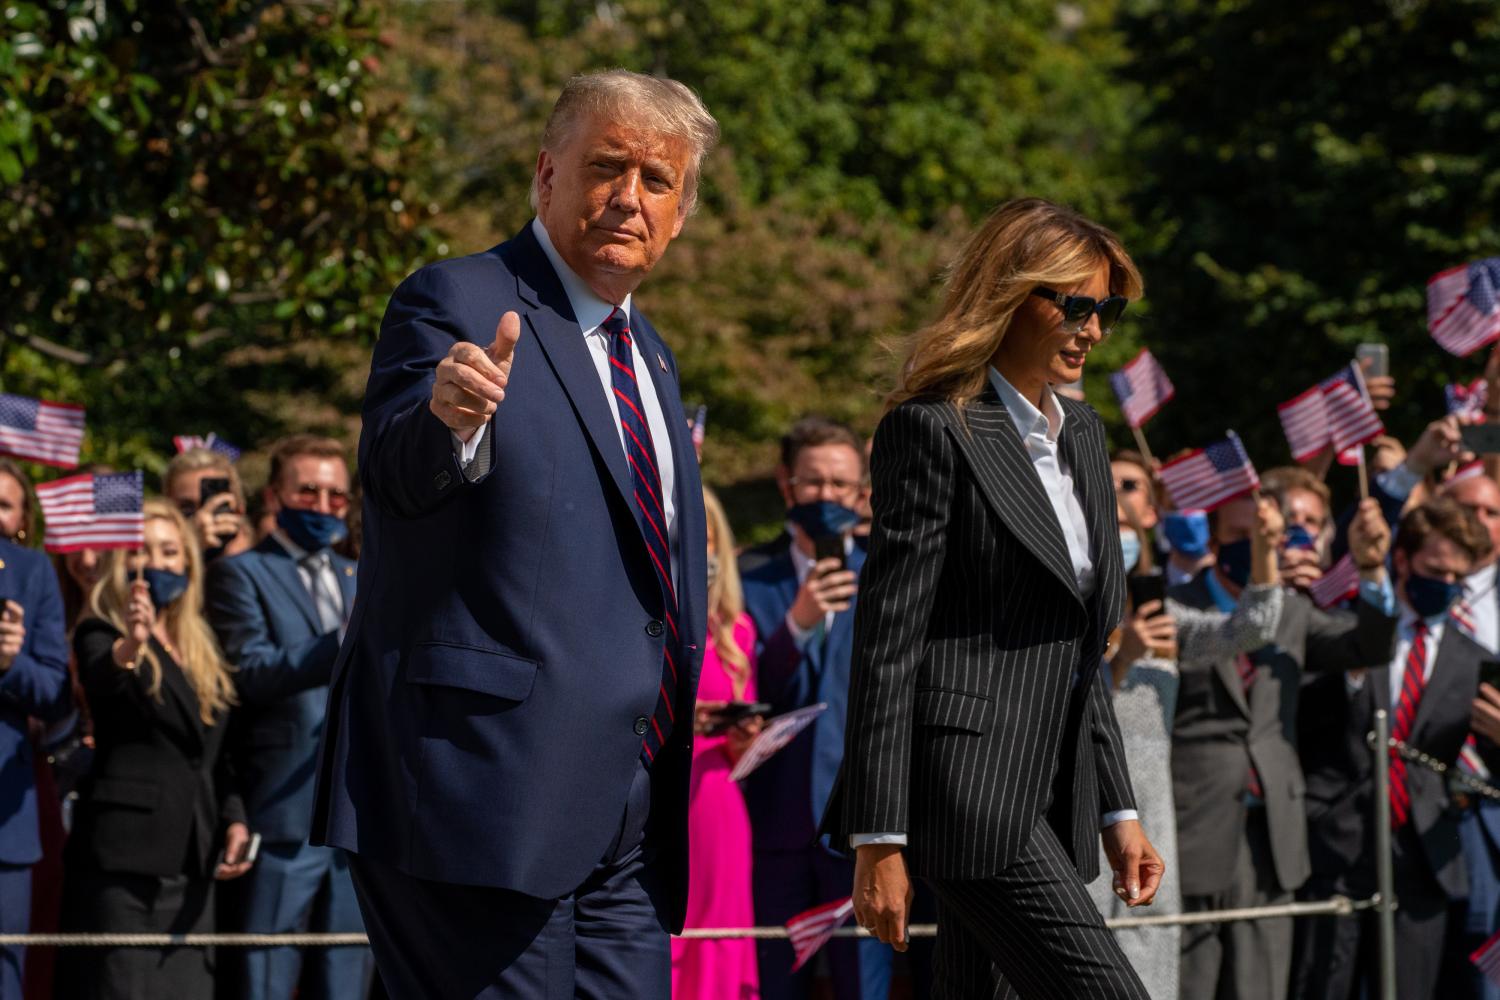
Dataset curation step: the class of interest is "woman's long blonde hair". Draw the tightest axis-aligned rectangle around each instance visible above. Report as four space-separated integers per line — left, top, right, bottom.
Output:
703 487 751 700
891 197 1144 409
88 498 236 725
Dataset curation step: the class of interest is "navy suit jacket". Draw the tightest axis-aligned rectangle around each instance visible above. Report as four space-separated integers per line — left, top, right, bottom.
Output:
310 224 707 929
739 537 866 854
207 535 355 843
0 540 71 865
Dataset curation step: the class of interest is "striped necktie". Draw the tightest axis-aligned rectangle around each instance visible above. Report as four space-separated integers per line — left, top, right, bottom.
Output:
1390 621 1430 828
603 307 679 764
1452 597 1478 639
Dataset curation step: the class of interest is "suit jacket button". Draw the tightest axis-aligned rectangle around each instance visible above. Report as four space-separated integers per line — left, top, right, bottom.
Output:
633 716 649 736
433 470 452 491
646 620 664 638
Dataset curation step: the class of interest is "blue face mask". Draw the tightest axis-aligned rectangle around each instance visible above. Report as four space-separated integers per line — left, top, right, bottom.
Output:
785 500 861 541
1217 539 1253 588
1119 529 1142 574
1404 571 1464 621
1163 510 1211 558
1283 525 1318 552
277 506 348 553
143 568 189 611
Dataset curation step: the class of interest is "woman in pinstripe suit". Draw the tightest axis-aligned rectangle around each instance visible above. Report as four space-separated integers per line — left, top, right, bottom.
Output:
821 198 1164 999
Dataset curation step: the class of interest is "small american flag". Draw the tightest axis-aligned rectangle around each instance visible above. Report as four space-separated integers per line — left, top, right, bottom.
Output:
1158 432 1259 512
1448 459 1487 486
690 405 707 452
1447 377 1489 419
1459 733 1492 781
787 896 856 972
728 703 827 782
172 433 242 461
1277 386 1331 462
0 393 85 468
35 472 145 553
1319 363 1385 452
1109 349 1175 428
1431 258 1500 358
1471 925 1500 986
1308 553 1360 609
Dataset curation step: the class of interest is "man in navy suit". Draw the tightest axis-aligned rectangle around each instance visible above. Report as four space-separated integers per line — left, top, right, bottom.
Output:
207 435 371 1000
739 417 893 1000
310 70 716 998
0 539 70 1000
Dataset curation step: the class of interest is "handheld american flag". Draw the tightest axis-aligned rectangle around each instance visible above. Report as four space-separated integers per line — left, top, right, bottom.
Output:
787 897 856 972
1319 363 1385 452
1472 925 1500 987
1158 432 1259 512
690 405 707 453
1430 258 1500 358
1448 459 1487 486
1447 377 1489 420
1109 349 1175 428
35 472 145 553
1308 554 1360 609
1276 386 1331 462
0 393 85 468
172 432 243 461
729 703 827 782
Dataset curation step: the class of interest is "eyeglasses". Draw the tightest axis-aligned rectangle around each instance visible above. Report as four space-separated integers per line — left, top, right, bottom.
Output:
1030 287 1129 337
284 483 352 512
788 476 864 497
1116 478 1144 495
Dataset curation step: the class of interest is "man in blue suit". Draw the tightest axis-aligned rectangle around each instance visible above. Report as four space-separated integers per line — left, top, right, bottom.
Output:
739 417 894 1000
310 70 715 998
207 435 370 1000
0 539 70 1000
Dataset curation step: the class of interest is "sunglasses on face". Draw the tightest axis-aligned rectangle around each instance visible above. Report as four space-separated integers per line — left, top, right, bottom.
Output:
1030 287 1129 336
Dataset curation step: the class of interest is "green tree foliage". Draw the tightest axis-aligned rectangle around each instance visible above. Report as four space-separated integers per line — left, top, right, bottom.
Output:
0 0 435 475
1119 0 1500 468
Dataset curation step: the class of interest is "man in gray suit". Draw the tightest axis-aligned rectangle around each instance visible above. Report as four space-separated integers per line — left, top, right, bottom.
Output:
1170 493 1398 1000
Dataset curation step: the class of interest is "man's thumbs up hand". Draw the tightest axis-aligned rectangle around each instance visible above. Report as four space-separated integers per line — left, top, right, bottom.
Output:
431 311 522 441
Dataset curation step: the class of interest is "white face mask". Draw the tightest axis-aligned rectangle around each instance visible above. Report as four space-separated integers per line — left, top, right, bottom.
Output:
707 553 720 590
1119 528 1142 573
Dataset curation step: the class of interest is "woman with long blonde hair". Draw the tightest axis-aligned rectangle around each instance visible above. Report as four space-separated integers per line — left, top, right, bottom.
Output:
59 498 252 999
823 198 1165 998
671 486 761 1000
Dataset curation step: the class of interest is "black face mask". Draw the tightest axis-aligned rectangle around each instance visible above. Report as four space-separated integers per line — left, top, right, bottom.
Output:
1217 539 1252 588
1404 571 1464 621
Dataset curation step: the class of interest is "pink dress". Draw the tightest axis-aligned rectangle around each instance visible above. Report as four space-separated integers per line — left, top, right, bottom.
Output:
671 614 760 1000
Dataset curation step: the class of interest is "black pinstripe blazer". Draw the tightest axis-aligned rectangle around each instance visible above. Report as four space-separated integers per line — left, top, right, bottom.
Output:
820 384 1135 882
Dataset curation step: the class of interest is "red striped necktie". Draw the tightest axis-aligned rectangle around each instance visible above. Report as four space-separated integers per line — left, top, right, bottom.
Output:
1390 621 1430 828
603 307 679 764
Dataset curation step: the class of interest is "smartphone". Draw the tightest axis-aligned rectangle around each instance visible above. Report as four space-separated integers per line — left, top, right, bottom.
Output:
198 476 232 510
1461 424 1500 455
703 701 772 736
217 831 262 869
1126 572 1167 611
1481 661 1500 693
1355 343 1389 379
813 533 847 572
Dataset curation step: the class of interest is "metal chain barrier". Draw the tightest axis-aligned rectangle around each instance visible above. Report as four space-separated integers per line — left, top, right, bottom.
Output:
1378 734 1500 802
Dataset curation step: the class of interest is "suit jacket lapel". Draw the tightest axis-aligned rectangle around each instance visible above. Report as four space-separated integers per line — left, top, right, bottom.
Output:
1412 626 1475 739
504 227 635 518
261 540 324 636
946 389 1082 604
1216 652 1254 719
333 553 357 614
154 640 207 748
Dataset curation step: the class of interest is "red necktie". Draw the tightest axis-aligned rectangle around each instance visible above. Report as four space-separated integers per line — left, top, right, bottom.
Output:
1390 622 1430 828
603 308 679 764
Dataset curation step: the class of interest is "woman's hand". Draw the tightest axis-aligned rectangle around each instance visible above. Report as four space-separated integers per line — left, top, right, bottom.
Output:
193 494 241 554
724 714 764 766
215 822 254 880
1115 599 1177 667
853 844 912 952
694 700 727 736
0 601 25 671
126 578 154 646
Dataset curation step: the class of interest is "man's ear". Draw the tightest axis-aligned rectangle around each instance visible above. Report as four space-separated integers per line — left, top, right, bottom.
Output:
775 465 794 508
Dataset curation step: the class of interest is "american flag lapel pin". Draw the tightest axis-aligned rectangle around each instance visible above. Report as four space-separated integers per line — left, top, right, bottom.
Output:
657 352 669 374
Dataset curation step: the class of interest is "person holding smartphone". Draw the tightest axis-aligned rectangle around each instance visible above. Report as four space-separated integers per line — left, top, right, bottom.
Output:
163 447 253 562
59 498 250 999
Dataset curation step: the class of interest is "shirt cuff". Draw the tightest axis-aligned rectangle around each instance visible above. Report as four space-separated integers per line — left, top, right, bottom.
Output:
1377 462 1423 503
1101 809 1139 828
1358 576 1396 616
452 425 489 481
1345 672 1367 694
850 833 908 848
785 610 818 650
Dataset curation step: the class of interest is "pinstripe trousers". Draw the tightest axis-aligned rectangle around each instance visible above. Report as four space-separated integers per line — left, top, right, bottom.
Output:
924 818 1150 1000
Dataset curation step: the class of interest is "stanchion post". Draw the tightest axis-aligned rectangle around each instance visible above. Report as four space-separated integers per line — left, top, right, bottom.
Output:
1372 708 1397 1000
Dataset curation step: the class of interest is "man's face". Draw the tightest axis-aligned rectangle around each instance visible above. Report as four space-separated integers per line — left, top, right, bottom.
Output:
1111 459 1156 531
1396 534 1473 592
779 444 865 513
265 455 351 520
1211 496 1258 550
536 115 691 297
1445 476 1500 562
169 468 238 519
1282 487 1329 537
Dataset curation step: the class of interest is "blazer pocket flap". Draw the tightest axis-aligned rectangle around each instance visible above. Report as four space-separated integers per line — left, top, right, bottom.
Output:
406 641 539 701
914 688 990 734
90 777 161 809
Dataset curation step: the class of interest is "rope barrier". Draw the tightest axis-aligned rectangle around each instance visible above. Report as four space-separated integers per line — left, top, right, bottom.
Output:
0 894 1378 947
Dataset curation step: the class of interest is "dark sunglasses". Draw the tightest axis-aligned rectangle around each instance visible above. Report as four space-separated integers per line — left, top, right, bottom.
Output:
1117 478 1144 494
1031 287 1129 336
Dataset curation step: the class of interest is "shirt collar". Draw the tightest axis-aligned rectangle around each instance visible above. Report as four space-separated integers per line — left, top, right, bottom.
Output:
531 217 631 335
987 366 1064 444
272 529 310 563
1203 568 1238 613
1467 561 1498 599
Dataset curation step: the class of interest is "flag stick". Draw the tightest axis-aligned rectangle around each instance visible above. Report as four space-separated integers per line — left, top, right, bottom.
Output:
1130 424 1156 468
1356 445 1370 500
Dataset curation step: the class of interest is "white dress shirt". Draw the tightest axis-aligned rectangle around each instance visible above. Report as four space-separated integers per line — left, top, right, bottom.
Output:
851 371 1133 850
272 530 345 633
784 531 854 647
454 218 679 581
1462 562 1500 655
